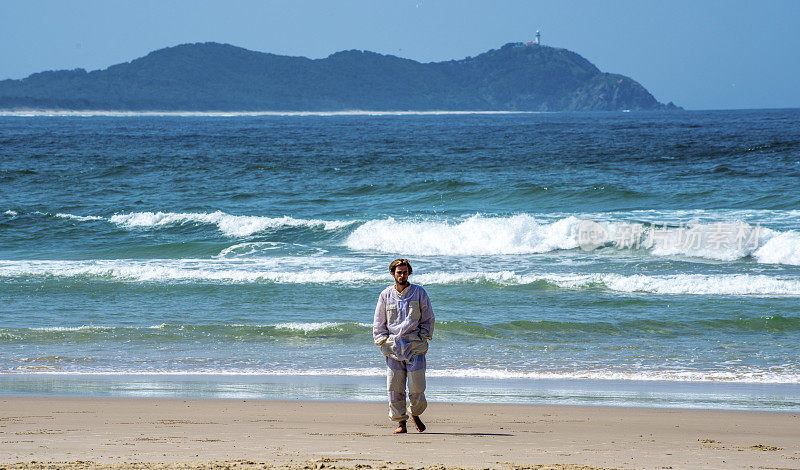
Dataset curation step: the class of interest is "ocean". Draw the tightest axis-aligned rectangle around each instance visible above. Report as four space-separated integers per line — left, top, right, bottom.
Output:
1 109 799 410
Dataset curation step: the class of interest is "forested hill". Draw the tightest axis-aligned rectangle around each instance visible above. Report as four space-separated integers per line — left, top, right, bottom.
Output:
0 42 679 111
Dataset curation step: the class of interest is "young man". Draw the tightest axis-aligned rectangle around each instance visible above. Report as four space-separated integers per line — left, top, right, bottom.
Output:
373 258 434 434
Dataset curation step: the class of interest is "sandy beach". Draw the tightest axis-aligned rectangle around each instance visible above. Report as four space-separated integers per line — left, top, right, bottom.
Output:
0 397 798 469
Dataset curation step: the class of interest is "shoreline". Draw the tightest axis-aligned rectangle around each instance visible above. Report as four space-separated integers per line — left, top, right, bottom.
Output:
3 373 800 413
1 396 798 469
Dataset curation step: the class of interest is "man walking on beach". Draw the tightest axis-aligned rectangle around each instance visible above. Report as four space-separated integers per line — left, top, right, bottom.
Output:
373 258 434 434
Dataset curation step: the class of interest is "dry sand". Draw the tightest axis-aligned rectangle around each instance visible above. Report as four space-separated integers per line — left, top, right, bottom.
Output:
1 396 799 469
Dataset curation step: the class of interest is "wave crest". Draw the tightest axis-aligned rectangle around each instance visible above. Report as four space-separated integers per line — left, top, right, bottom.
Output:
346 214 581 255
754 230 800 265
108 211 353 237
29 211 800 265
44 211 353 236
345 214 800 265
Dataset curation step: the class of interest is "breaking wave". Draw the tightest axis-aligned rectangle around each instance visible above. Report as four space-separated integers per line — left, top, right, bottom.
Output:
1 259 800 295
345 214 800 265
346 214 581 255
108 211 354 236
20 211 800 265
50 211 354 237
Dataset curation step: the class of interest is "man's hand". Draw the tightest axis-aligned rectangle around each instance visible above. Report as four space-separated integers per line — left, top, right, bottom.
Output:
374 335 389 346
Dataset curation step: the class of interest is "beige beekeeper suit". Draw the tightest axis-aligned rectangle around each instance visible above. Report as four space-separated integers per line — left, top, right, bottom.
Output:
373 283 434 421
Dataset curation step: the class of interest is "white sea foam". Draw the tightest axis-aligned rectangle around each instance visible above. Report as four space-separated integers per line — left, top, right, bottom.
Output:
638 222 800 266
346 214 581 255
108 211 353 237
41 210 353 237
754 230 800 266
346 214 800 265
0 259 378 284
8 367 799 383
9 323 369 334
595 273 800 296
28 325 115 332
55 213 105 222
274 322 371 332
418 271 800 296
427 368 800 384
215 242 327 258
2 259 800 296
21 322 369 333
642 222 769 261
584 209 800 228
0 109 536 117
216 242 285 258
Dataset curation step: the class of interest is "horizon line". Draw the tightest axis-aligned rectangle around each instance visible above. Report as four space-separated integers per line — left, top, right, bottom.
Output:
0 109 546 117
1 108 798 116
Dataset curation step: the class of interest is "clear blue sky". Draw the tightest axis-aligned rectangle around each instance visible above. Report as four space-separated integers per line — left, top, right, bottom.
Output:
2 0 799 110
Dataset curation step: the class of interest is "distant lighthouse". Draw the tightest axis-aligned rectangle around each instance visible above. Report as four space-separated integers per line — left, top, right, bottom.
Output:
525 31 541 46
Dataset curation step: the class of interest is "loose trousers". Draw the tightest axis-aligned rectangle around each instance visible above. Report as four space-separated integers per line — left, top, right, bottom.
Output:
386 354 427 421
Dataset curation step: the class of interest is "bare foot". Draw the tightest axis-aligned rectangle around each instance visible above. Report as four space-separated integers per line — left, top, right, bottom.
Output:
393 420 407 434
412 415 426 432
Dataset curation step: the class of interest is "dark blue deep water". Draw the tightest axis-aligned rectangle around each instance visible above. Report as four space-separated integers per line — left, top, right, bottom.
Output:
2 109 800 409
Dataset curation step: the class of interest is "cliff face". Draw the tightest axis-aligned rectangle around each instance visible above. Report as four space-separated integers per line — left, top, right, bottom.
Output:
0 42 676 111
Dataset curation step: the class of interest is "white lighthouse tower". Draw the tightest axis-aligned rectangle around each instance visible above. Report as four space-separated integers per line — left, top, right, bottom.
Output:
525 31 541 46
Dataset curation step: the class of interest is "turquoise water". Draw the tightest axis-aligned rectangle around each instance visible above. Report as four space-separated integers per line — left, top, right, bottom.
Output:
2 109 800 409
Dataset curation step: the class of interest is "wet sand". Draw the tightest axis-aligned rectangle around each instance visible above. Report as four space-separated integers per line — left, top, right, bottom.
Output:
1 396 799 469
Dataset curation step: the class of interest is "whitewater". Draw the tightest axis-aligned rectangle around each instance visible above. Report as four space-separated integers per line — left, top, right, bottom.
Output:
24 209 800 265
